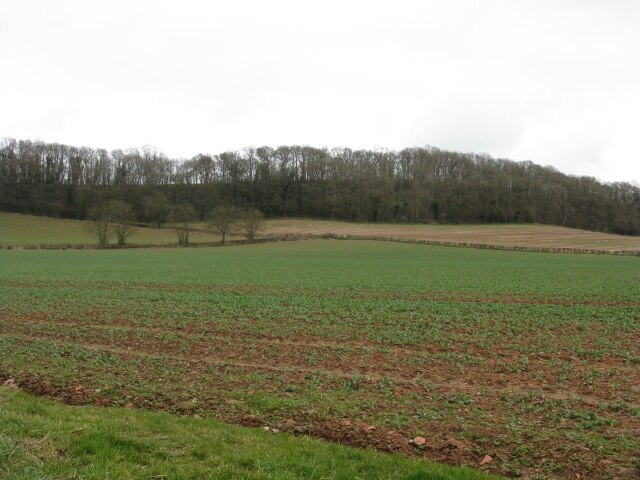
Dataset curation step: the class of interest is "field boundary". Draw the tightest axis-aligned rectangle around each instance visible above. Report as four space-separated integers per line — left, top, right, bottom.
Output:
264 233 640 256
2 232 640 255
0 236 299 251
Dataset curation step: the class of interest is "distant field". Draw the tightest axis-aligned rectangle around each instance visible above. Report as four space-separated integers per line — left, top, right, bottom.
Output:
1 241 638 479
3 212 640 254
262 219 640 254
0 212 218 246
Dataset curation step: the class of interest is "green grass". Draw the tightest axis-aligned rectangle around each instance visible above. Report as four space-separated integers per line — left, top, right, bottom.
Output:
0 388 497 480
0 212 218 246
0 241 638 479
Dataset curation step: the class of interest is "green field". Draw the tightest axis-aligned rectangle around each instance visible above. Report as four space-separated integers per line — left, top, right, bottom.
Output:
0 212 218 247
1 241 639 479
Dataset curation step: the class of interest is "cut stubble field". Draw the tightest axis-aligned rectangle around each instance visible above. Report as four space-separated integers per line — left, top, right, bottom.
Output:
262 219 640 254
1 240 639 479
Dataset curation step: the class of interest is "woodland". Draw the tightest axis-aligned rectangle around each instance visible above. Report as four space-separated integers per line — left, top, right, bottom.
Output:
1 138 638 235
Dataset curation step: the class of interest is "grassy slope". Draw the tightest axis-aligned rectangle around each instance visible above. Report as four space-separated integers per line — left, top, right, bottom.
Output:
0 212 218 246
0 388 498 480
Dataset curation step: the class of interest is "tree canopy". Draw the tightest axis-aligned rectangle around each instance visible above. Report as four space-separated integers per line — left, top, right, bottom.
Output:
1 137 639 235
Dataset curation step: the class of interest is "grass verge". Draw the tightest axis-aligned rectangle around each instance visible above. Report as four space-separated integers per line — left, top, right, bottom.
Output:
0 388 499 480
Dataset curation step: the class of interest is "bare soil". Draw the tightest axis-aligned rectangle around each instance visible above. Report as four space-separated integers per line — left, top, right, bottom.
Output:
2 306 639 479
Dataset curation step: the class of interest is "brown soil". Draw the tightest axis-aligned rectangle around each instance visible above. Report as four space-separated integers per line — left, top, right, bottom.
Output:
3 316 638 401
2 309 639 480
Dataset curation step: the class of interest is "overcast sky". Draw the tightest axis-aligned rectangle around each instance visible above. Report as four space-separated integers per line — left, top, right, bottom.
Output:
1 0 638 182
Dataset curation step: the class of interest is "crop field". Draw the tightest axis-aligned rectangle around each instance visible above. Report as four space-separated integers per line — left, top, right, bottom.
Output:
0 241 639 479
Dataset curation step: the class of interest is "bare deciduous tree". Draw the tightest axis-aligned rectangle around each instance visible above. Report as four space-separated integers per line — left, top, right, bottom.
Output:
85 204 112 248
110 200 136 247
239 208 264 242
144 192 171 227
169 203 196 247
208 206 238 245
85 200 136 248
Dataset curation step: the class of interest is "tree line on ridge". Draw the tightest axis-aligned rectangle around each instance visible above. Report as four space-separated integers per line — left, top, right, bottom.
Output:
1 137 638 235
